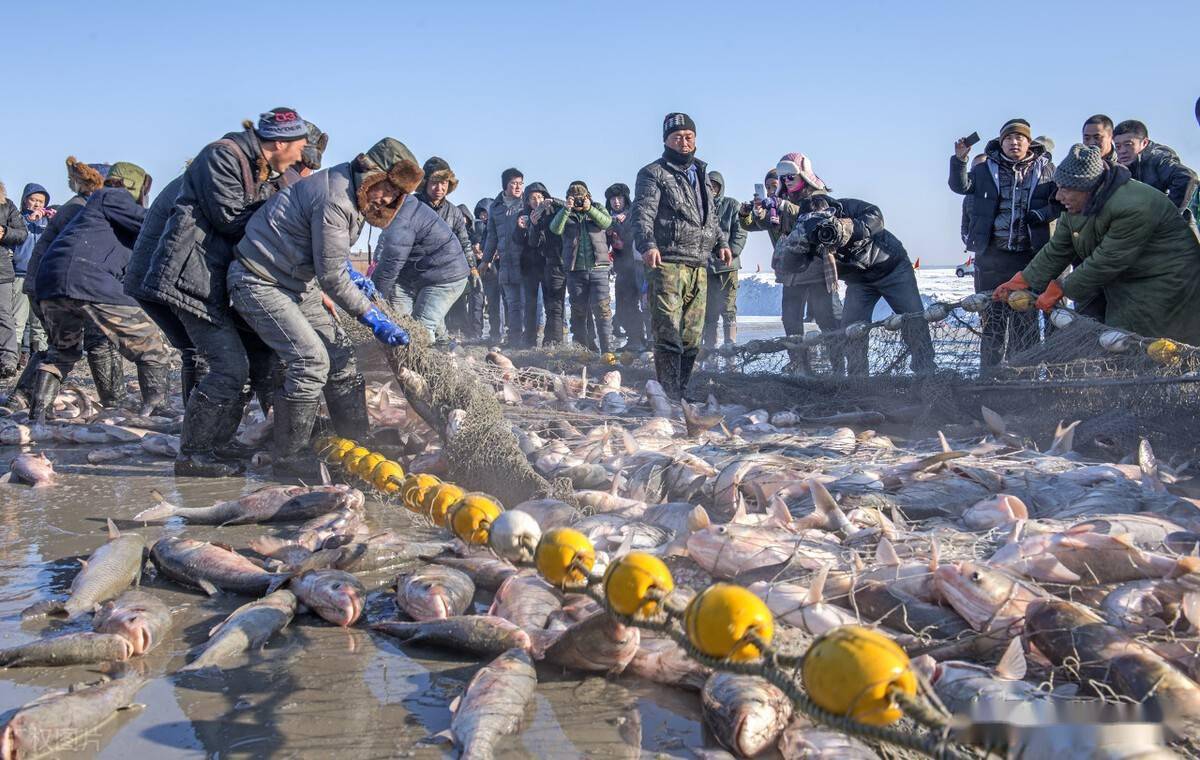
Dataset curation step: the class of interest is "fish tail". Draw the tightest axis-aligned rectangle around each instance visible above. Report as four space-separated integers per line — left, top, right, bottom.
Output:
133 500 176 522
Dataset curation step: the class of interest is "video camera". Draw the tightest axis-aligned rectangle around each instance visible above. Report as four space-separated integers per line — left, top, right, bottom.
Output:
811 218 842 247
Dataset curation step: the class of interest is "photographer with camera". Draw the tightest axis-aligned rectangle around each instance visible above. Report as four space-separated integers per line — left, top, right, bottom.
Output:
775 181 934 376
549 181 616 362
512 182 564 347
950 118 1058 370
739 154 843 375
634 113 729 400
702 171 747 350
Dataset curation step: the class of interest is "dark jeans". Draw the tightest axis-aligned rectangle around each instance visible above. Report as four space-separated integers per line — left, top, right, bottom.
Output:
614 262 646 348
228 261 357 402
842 260 935 375
974 246 1040 369
782 281 844 374
498 262 525 346
567 269 613 354
481 268 502 341
542 257 567 345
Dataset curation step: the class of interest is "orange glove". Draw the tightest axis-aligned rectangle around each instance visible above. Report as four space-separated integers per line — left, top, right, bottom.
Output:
992 271 1029 302
1035 280 1065 313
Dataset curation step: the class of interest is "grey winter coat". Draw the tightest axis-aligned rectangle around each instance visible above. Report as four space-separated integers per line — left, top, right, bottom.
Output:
141 128 283 323
125 174 185 302
483 193 525 283
707 171 747 273
418 192 473 269
0 195 28 285
23 194 86 295
633 152 722 267
234 163 373 318
1126 141 1198 211
371 195 470 298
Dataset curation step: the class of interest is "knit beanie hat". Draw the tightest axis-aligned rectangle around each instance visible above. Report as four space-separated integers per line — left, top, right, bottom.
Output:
775 153 828 193
421 156 459 194
999 118 1032 141
255 107 308 142
663 112 697 141
106 162 151 205
501 167 523 189
1054 144 1107 190
65 156 108 195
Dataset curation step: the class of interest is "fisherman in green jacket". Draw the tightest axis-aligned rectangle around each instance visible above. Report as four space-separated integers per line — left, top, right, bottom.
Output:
994 144 1200 346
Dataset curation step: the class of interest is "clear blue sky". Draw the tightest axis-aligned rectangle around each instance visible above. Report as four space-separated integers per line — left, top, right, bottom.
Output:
3 1 1197 269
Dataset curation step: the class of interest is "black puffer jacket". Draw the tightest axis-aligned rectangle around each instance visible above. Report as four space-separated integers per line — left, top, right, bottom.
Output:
949 140 1058 254
370 195 470 297
1126 141 1198 211
125 173 184 302
23 194 87 296
140 128 281 323
510 183 561 273
633 152 721 267
778 197 909 282
0 191 28 285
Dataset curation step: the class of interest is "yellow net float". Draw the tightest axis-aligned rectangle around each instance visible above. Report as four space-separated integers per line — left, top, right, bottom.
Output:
422 482 466 527
353 452 387 481
322 438 356 465
1006 290 1036 312
1147 338 1181 366
684 583 773 662
535 527 595 588
448 492 504 545
603 552 674 619
801 625 917 726
370 459 405 495
340 445 372 473
401 473 442 512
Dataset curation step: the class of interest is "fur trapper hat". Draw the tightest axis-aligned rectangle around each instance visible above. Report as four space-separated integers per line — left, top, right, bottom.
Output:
106 162 152 206
352 138 424 228
420 156 459 195
66 156 107 195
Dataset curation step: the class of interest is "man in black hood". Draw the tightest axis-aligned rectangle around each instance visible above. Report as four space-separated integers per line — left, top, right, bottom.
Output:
605 182 646 352
633 113 730 399
473 197 501 342
512 182 564 346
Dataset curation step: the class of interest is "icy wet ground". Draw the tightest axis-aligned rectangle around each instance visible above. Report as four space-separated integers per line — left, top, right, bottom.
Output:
0 447 706 758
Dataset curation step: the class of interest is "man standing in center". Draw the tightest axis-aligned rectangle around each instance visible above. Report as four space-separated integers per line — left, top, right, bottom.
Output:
483 168 527 347
634 113 729 400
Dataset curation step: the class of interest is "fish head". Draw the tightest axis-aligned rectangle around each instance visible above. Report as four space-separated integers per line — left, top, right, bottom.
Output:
97 608 156 656
962 494 1028 530
934 561 1024 631
309 571 366 626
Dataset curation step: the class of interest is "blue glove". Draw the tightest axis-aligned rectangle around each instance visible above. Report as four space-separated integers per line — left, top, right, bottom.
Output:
345 261 378 301
358 306 409 347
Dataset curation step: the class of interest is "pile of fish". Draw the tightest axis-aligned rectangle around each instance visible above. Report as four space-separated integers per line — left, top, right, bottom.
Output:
6 351 1200 758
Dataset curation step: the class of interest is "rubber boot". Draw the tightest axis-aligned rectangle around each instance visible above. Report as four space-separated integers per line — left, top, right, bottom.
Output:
272 395 323 482
2 351 44 413
678 350 698 402
323 373 370 441
653 352 681 401
180 349 198 406
175 390 246 477
29 370 62 424
136 363 172 417
723 322 737 347
88 342 126 408
213 391 259 462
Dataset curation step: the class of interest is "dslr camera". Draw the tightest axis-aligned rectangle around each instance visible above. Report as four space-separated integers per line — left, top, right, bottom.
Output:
572 195 588 210
811 218 842 247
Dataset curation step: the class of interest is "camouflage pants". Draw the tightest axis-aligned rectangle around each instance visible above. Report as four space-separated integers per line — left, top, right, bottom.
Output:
702 270 738 347
39 297 171 379
649 262 707 357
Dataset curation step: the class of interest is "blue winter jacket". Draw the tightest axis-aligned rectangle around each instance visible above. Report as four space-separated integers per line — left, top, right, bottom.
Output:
371 195 470 298
14 183 50 276
35 187 145 305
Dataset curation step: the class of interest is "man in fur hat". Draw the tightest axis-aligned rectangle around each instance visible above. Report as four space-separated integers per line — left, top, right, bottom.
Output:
141 107 311 478
414 156 474 343
231 137 421 481
5 158 126 411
